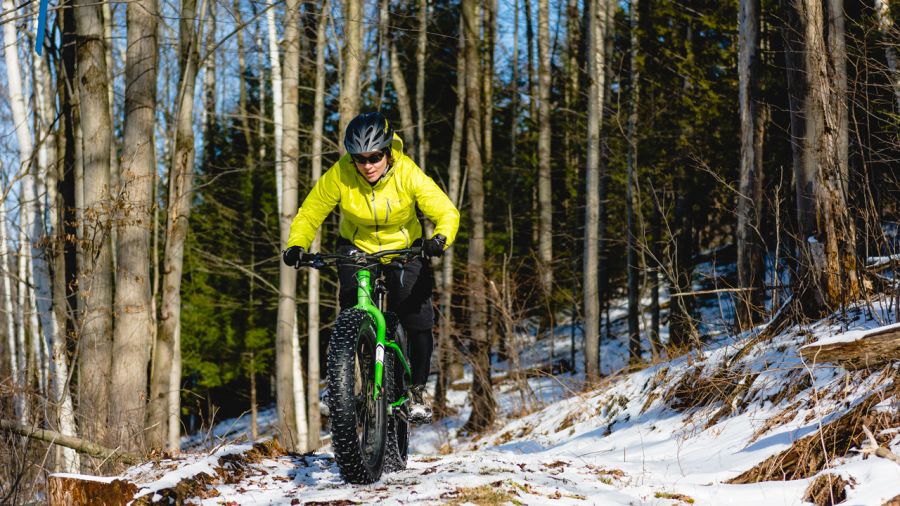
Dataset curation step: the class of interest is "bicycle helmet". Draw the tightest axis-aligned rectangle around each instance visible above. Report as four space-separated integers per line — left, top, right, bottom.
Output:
344 112 394 155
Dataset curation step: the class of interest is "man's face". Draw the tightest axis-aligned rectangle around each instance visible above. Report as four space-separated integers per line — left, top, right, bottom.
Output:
352 150 389 183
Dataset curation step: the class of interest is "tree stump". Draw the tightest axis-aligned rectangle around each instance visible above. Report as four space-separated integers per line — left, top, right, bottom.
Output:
48 474 137 506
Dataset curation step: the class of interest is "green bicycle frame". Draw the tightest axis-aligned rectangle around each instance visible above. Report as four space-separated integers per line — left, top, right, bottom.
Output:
354 269 412 403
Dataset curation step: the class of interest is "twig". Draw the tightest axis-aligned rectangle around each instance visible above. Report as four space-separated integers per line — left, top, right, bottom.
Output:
855 424 900 466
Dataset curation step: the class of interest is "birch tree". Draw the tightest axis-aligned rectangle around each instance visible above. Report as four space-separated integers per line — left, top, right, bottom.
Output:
73 0 115 449
266 0 284 211
0 176 25 427
874 0 900 111
149 0 202 450
2 0 34 426
111 0 158 452
32 19 80 471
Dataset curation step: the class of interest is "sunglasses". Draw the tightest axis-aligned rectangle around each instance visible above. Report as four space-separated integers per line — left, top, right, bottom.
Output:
351 150 388 165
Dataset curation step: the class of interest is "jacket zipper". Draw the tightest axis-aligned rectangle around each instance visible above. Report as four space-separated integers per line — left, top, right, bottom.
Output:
371 188 382 250
401 225 409 248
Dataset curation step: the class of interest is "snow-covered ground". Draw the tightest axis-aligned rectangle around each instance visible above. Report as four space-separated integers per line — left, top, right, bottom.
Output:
60 291 900 505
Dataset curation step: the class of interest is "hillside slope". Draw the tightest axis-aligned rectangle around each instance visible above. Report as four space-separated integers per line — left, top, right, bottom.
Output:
51 299 900 505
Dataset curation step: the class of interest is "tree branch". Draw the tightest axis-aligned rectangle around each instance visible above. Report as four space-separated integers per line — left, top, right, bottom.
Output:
0 419 140 465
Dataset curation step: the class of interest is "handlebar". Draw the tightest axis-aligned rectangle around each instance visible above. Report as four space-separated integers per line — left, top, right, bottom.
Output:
297 247 424 270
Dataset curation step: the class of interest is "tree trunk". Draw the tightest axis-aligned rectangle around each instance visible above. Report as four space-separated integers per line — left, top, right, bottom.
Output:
389 39 415 133
339 0 363 148
111 0 158 454
462 0 495 433
435 12 466 417
33 22 80 471
736 0 766 329
524 0 537 121
537 0 553 299
276 0 305 451
0 175 25 424
669 186 697 348
306 0 330 452
793 0 860 312
483 0 496 166
148 0 201 450
416 0 428 168
233 0 252 148
73 0 114 451
2 0 32 426
266 0 283 212
626 0 641 364
874 0 900 111
583 0 608 383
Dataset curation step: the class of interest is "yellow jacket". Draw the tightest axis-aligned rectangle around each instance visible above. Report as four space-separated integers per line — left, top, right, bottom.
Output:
287 134 460 254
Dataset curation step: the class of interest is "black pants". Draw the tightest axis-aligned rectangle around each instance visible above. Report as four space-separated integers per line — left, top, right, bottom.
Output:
337 241 434 386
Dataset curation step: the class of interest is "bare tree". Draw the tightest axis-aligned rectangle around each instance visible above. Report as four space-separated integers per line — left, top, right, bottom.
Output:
792 0 860 311
626 0 640 362
584 0 609 383
2 0 33 427
462 0 495 433
435 12 466 415
307 0 331 452
111 0 158 453
149 0 202 450
874 0 900 111
389 39 415 132
266 0 283 211
736 0 766 328
483 0 496 166
537 0 553 299
340 0 363 146
276 0 307 451
73 0 115 451
416 0 428 168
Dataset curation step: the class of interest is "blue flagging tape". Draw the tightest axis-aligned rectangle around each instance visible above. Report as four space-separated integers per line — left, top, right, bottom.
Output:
35 0 49 55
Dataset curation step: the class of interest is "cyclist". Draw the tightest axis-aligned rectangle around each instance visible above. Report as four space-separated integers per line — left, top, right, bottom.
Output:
282 111 459 424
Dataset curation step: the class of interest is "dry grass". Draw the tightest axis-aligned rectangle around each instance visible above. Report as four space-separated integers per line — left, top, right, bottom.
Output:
803 473 849 506
729 380 899 483
664 364 758 428
654 490 695 503
440 481 520 506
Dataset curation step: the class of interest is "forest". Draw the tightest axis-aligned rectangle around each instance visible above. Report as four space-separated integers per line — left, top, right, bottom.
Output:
1 0 899 501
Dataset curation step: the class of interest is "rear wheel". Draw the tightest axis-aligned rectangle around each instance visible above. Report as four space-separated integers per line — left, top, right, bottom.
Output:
384 313 409 473
327 309 389 484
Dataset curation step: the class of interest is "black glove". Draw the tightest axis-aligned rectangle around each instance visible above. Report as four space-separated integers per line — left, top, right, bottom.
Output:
282 246 305 268
423 234 447 258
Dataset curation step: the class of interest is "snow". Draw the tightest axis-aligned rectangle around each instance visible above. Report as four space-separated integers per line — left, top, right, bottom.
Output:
801 321 900 349
52 295 900 505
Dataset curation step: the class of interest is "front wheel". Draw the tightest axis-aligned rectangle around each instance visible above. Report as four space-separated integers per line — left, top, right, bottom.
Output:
384 313 409 473
327 309 389 484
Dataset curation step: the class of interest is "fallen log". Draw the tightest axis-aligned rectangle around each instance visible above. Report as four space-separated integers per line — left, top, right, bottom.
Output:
0 419 140 465
800 325 900 370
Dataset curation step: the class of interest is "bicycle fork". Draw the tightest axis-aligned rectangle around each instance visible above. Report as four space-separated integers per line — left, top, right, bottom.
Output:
354 269 412 405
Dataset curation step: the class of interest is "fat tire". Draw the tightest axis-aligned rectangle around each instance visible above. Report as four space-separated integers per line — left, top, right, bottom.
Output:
383 313 409 473
327 309 388 484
